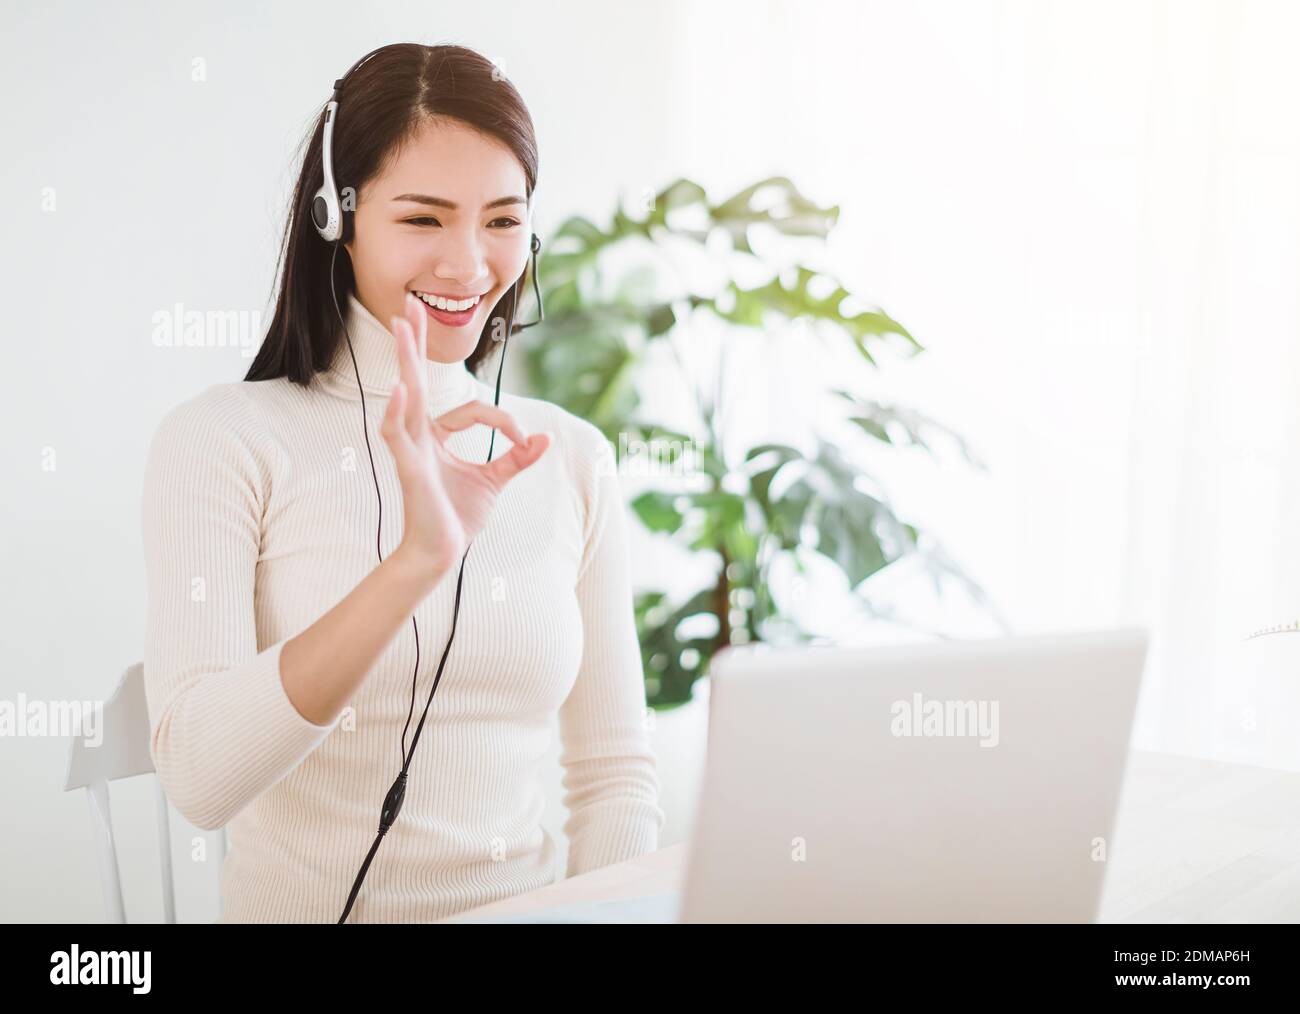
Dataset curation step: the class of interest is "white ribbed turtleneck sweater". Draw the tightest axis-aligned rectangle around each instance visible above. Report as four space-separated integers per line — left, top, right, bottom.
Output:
140 293 663 923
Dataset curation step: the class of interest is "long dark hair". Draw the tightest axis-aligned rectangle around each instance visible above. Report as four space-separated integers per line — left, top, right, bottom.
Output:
245 43 539 385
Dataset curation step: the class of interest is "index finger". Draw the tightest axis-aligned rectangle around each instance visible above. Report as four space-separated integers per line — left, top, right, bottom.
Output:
432 400 528 447
390 314 427 436
404 291 428 365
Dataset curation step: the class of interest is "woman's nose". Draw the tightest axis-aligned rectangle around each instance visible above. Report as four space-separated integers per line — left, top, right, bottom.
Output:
432 230 489 286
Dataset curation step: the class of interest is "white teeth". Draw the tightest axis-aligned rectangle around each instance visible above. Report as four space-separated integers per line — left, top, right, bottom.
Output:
414 291 480 312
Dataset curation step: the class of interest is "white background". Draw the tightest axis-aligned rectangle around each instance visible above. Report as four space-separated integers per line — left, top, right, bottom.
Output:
3 0 1299 921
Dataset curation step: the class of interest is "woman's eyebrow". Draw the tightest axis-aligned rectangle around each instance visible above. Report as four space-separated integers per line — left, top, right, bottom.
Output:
391 193 526 210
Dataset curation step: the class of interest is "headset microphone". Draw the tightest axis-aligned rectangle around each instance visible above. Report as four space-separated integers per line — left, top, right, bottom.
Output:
311 46 544 923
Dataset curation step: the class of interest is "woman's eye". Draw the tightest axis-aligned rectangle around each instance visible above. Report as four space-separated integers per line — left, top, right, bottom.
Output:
403 217 519 228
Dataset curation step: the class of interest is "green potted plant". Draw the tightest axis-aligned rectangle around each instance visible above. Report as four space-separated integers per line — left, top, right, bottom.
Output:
519 176 1008 712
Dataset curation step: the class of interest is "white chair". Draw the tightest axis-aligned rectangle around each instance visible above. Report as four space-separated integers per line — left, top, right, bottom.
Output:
63 661 228 923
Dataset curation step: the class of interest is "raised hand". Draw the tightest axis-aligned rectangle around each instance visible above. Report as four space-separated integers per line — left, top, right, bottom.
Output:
380 292 550 569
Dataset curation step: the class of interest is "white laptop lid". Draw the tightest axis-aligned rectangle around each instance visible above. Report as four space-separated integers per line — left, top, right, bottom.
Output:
680 627 1149 922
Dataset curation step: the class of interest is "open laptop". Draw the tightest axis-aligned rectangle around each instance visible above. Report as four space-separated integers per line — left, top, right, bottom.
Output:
677 627 1149 923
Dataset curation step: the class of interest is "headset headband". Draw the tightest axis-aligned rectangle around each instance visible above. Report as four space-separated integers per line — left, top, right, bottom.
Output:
331 45 389 101
312 46 389 242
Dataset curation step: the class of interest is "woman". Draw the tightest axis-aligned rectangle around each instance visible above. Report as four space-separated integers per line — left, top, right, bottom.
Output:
141 43 664 923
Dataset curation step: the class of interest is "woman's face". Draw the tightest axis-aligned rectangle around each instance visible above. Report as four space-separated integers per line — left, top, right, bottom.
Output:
345 116 532 363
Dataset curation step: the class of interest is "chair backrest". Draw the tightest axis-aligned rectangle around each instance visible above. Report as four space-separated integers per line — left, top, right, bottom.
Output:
63 661 227 923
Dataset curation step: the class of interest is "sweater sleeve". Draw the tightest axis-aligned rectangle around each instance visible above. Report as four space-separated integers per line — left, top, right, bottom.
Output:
141 386 341 832
556 422 666 877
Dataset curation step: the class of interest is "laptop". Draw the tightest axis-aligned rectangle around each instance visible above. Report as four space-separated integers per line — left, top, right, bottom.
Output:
677 627 1149 923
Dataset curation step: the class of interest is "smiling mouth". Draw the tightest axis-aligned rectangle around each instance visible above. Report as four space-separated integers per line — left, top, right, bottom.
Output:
408 290 488 330
410 290 485 313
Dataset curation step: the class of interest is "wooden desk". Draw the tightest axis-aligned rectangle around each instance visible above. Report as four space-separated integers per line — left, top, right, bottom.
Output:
443 749 1300 923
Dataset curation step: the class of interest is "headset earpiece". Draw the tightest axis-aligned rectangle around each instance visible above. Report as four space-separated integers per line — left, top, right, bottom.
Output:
312 101 343 242
312 49 386 246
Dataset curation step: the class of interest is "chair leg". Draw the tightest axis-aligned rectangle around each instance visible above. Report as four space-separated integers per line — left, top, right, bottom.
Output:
86 782 126 923
155 779 175 924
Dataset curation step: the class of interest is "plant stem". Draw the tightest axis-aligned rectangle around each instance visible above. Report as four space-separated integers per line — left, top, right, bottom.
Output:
714 544 731 656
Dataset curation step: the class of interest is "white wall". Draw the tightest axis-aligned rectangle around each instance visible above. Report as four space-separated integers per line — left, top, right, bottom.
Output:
5 0 1299 922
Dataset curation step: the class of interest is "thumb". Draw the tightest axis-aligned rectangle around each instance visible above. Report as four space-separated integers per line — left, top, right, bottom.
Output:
483 430 551 487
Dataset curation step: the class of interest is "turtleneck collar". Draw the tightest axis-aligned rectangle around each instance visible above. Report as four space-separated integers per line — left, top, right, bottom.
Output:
320 292 480 413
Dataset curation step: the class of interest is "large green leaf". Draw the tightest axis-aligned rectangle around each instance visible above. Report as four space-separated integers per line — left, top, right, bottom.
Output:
708 176 840 253
636 586 719 707
630 491 684 533
702 266 922 364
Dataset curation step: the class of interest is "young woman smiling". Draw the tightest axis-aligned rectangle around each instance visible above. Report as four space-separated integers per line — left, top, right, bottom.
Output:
141 43 664 923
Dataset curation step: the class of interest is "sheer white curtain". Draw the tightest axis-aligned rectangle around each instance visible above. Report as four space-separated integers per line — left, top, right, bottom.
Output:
667 0 1300 768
